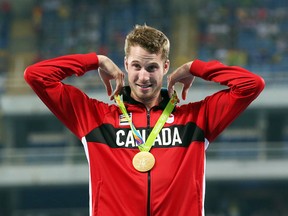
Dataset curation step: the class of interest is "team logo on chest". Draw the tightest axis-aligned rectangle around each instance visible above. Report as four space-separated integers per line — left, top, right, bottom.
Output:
119 113 132 126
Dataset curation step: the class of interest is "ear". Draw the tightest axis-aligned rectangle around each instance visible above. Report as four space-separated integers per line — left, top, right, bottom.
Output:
124 56 128 72
163 59 170 74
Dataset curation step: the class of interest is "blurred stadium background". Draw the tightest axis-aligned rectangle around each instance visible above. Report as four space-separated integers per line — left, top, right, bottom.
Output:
0 0 288 215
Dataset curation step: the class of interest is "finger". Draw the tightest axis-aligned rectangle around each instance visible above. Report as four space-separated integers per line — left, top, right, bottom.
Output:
182 85 188 100
98 68 112 96
110 73 125 100
167 75 176 98
110 86 123 100
110 85 121 100
105 81 113 97
102 77 112 97
181 77 194 100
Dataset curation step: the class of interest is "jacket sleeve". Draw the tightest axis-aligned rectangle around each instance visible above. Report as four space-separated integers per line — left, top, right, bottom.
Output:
190 59 265 142
24 53 105 139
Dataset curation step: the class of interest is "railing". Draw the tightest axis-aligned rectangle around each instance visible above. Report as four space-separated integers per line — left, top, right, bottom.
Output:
0 146 87 165
1 142 288 166
207 141 288 160
12 208 88 216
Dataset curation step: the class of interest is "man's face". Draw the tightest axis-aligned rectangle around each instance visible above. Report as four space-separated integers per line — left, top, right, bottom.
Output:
124 45 169 105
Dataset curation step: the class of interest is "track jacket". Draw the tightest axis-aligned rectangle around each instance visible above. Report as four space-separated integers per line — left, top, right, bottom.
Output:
24 53 265 216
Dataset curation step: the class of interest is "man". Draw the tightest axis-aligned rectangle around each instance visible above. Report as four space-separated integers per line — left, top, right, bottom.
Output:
24 24 265 216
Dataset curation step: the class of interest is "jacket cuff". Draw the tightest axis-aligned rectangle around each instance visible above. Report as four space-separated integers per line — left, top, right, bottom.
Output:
83 52 99 72
189 59 207 77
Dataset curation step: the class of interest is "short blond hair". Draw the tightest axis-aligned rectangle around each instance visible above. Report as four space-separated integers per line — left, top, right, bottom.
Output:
124 24 170 61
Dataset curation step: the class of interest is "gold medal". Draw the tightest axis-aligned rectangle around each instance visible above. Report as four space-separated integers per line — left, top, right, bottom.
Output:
132 151 155 172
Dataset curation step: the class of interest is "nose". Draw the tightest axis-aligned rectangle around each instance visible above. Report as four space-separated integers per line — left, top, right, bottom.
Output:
138 68 149 82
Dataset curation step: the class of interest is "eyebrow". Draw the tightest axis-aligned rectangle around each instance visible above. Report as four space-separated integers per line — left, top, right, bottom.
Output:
130 60 159 65
130 60 140 64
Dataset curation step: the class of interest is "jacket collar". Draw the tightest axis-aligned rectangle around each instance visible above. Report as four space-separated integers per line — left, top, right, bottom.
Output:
121 86 171 110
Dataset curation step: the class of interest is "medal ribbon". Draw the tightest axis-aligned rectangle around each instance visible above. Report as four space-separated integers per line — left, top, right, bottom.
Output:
114 91 178 152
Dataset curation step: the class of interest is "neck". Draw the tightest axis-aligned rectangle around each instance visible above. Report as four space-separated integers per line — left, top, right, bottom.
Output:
144 97 161 111
131 93 162 111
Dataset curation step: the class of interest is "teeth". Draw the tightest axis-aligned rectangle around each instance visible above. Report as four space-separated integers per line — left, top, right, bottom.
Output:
137 83 152 88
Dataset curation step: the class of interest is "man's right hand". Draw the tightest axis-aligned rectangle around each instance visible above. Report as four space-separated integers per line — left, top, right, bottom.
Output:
98 55 125 100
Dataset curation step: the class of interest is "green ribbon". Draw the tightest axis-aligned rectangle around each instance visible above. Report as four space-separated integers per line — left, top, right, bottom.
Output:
114 91 178 152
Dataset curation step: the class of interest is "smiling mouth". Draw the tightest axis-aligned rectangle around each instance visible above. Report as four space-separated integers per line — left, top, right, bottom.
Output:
137 84 152 89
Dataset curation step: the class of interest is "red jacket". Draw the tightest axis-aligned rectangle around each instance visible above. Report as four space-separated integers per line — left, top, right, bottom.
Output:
24 53 265 216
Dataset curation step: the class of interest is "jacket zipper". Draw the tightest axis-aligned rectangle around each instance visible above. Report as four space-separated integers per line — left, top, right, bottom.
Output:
147 171 151 216
147 110 151 216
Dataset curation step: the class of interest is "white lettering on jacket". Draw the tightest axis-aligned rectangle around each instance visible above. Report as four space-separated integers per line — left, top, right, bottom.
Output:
116 128 182 147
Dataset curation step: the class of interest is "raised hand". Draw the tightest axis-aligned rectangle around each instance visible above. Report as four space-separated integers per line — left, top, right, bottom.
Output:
98 55 125 100
167 61 195 100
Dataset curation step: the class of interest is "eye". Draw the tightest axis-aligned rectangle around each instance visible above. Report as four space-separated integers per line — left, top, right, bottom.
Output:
131 63 141 70
146 64 159 72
